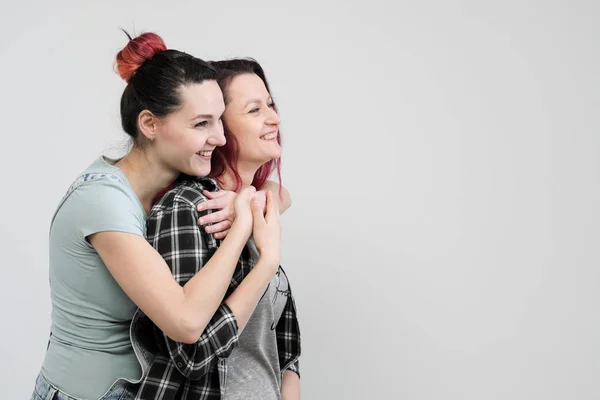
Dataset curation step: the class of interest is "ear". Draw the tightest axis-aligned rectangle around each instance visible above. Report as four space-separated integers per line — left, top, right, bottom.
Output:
137 110 159 142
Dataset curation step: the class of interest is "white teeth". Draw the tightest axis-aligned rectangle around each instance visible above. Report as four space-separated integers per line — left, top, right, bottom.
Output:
197 151 212 156
261 133 277 140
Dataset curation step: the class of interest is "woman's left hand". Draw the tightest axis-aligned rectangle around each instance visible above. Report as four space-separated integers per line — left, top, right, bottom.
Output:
196 190 237 239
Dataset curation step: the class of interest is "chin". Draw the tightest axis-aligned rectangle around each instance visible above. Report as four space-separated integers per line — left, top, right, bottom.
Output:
257 154 280 166
182 162 211 178
258 140 281 159
196 169 210 177
265 148 282 161
196 165 212 177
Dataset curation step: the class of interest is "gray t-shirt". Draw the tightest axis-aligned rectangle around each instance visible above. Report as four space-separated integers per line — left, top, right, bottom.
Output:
223 239 291 400
41 156 145 399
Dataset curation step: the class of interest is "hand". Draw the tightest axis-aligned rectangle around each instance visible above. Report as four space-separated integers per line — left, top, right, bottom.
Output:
255 190 267 215
251 191 281 267
232 186 257 235
197 190 237 239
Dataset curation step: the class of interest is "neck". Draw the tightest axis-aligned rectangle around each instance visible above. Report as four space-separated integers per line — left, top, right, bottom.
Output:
219 161 260 191
115 148 179 213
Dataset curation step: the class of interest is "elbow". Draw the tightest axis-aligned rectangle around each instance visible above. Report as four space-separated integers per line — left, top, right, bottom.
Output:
163 328 197 345
156 307 208 344
171 314 208 344
173 331 199 345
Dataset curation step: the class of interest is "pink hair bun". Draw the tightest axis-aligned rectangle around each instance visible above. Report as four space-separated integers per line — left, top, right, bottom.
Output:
115 32 167 83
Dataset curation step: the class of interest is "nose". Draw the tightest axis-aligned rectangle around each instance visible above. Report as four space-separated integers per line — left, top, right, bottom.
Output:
266 107 281 126
208 119 226 147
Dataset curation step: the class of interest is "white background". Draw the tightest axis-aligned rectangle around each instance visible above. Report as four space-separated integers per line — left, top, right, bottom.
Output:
1 0 599 399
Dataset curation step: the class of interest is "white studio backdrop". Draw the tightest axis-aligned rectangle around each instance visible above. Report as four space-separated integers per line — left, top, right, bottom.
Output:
0 0 599 399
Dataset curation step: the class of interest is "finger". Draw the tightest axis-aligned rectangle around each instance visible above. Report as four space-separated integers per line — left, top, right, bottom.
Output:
203 190 228 199
265 191 280 220
198 210 228 226
251 196 267 222
197 197 226 212
204 220 232 234
214 229 230 240
253 191 266 208
238 186 257 204
243 186 257 196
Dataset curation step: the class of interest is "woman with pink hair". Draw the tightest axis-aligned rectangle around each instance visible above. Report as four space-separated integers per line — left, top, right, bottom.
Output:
131 58 301 400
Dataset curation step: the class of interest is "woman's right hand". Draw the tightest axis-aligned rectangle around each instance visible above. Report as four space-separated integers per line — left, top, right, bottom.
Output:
251 191 281 268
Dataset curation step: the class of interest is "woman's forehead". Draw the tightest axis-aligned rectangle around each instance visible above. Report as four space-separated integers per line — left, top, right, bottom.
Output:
227 74 270 104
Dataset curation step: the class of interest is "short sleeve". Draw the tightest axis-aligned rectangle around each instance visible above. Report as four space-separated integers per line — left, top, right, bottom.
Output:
62 176 146 240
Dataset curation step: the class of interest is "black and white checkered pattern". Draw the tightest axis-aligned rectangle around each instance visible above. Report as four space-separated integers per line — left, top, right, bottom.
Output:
130 176 301 400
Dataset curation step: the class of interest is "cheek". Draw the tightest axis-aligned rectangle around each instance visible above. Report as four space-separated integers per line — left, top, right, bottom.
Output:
229 131 248 149
161 127 201 154
161 124 186 144
228 117 261 140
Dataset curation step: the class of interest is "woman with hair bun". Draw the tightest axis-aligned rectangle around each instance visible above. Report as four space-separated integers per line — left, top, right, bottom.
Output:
30 32 283 400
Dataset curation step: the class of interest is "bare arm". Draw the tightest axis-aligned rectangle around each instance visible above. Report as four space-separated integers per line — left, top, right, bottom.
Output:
281 370 300 400
224 190 281 332
88 187 257 344
131 188 281 380
89 221 247 344
224 258 278 332
127 185 285 381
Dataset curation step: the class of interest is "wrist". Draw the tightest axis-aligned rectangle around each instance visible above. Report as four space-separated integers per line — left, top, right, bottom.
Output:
227 218 252 241
256 253 280 270
231 215 252 233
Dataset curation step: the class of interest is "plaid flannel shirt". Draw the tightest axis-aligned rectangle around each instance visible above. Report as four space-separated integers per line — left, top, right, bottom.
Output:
128 176 301 400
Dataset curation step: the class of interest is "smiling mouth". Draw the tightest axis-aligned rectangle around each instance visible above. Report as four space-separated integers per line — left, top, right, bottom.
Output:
260 133 277 140
196 150 212 157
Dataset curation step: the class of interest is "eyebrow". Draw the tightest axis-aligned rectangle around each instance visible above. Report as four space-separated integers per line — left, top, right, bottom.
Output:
191 114 218 120
242 97 273 109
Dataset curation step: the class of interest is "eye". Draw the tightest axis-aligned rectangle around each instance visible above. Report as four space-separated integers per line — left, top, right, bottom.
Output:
268 102 275 109
195 121 208 128
249 107 260 114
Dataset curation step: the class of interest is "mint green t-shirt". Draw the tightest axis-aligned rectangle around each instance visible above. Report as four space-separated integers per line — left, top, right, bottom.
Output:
41 157 146 399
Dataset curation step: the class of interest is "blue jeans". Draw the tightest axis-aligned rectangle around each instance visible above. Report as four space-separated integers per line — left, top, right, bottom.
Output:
31 372 136 400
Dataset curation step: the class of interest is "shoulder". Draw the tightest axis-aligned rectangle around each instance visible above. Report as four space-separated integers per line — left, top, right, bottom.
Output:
150 176 219 215
65 157 133 200
52 172 145 239
145 176 219 247
55 160 143 223
70 173 136 207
